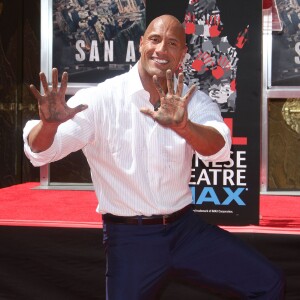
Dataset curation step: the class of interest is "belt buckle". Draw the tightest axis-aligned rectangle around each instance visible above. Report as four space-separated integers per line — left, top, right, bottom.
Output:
163 215 168 225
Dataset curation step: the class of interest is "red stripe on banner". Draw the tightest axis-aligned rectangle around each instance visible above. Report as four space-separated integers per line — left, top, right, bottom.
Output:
224 118 248 145
263 0 272 9
232 137 248 145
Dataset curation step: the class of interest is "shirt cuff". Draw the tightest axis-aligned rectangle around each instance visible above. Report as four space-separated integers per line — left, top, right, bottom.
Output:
195 120 232 162
23 120 59 167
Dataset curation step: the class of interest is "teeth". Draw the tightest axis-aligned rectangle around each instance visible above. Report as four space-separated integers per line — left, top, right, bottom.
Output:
153 58 168 64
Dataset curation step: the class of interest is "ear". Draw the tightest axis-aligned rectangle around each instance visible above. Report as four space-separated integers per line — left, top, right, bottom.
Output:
139 36 144 46
139 36 144 53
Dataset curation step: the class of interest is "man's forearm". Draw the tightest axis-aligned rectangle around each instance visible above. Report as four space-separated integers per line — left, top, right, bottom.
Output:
28 121 59 153
174 120 225 156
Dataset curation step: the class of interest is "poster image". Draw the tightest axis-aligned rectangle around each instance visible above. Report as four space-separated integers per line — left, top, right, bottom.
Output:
271 0 300 86
179 0 262 225
52 0 146 83
148 0 250 113
182 0 248 113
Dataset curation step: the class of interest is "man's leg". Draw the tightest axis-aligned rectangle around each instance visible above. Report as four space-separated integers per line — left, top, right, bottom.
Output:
103 222 172 300
170 211 285 299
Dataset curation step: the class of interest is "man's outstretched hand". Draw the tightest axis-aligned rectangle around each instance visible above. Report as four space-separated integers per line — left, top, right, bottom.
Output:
30 68 88 125
140 70 196 131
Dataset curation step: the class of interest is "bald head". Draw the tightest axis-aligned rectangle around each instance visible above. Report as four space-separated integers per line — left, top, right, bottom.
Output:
138 14 187 87
145 15 186 46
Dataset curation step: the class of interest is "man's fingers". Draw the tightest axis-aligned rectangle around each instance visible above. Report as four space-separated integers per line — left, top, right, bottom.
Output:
39 72 49 94
183 84 197 105
140 107 155 119
67 104 88 120
60 71 68 96
166 70 174 94
176 73 184 96
52 68 58 92
153 75 165 98
29 84 42 100
72 104 88 115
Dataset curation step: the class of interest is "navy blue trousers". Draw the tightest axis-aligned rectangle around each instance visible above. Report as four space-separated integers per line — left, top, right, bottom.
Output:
103 209 285 300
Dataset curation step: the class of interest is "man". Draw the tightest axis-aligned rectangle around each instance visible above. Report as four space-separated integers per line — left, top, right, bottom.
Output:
24 15 284 300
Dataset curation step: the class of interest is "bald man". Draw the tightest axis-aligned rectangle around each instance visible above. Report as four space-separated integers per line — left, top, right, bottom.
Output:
24 15 284 300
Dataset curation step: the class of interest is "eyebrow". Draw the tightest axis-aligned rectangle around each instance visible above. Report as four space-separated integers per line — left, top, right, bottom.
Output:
148 34 180 43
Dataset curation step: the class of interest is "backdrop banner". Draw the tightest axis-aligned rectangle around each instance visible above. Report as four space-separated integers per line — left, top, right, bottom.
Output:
50 0 262 225
182 0 261 225
52 0 146 83
146 0 262 225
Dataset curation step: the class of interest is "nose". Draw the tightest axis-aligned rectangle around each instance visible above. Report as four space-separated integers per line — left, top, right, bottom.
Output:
155 40 168 53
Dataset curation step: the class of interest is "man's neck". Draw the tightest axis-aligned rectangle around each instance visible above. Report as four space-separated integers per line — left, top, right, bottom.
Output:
137 61 166 106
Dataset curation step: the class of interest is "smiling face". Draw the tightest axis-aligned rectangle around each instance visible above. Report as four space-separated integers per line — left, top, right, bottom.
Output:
138 15 187 87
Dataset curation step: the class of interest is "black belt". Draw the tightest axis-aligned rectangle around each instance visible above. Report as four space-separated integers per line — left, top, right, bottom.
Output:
102 204 193 225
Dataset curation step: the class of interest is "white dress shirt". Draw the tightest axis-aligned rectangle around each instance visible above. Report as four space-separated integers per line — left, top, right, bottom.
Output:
23 63 231 216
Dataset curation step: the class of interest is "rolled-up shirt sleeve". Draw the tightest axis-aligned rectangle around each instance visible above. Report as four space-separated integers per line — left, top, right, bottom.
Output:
23 120 60 166
195 119 231 162
187 89 232 162
23 87 96 167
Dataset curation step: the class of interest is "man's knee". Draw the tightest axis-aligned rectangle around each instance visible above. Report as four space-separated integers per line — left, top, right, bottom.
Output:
248 266 285 300
267 267 285 299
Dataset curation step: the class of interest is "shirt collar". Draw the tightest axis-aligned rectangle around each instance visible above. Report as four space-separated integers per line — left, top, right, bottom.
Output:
127 62 145 97
127 61 182 103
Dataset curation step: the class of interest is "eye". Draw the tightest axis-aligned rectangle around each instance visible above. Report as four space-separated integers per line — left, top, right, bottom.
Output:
169 41 177 47
150 37 160 43
149 35 160 43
